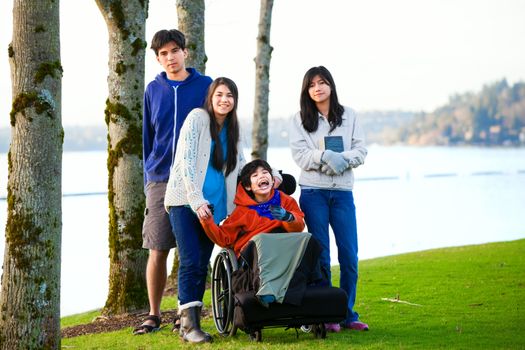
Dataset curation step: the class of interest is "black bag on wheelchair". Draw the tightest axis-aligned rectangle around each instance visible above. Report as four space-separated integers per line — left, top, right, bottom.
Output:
230 233 348 340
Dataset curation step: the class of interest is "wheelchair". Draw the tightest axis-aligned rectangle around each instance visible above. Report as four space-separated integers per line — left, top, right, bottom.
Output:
211 245 348 341
210 172 348 341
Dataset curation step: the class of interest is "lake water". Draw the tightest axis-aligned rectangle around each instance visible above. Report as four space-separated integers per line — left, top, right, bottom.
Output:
1 146 524 316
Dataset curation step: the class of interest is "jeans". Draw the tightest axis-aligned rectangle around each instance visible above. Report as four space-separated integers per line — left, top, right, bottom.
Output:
299 188 359 323
169 206 214 305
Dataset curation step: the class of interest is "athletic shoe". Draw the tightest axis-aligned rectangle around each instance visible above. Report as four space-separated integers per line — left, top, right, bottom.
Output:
344 321 369 331
324 323 341 332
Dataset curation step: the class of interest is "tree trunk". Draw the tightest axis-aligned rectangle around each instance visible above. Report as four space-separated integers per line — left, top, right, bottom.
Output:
251 0 274 161
165 253 179 295
95 0 149 315
176 0 207 73
0 1 62 348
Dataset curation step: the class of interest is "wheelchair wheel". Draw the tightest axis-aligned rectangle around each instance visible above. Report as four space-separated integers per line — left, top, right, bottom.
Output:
211 248 238 336
312 323 327 339
249 330 262 342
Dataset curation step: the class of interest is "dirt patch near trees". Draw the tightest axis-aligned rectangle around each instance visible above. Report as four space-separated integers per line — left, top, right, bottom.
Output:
61 280 216 338
61 310 182 338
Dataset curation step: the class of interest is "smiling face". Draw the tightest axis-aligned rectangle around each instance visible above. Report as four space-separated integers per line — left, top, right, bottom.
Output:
212 83 235 120
245 166 274 203
308 74 332 105
156 41 188 80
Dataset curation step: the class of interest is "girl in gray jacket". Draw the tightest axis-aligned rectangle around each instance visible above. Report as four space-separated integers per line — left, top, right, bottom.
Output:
288 66 368 332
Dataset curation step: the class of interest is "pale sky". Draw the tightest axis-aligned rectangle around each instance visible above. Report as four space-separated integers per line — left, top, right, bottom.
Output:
1 0 525 128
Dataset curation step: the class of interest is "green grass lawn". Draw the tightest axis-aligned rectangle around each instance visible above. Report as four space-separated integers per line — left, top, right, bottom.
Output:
61 239 525 349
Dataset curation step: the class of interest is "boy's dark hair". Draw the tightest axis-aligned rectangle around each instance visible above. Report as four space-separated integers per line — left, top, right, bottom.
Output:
150 29 186 55
239 159 273 190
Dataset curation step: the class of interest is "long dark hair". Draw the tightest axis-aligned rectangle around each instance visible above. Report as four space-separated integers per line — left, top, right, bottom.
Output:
204 77 240 176
299 66 344 133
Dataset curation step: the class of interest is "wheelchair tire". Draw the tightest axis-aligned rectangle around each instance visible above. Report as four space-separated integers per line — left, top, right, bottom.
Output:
249 330 262 342
211 248 238 336
313 323 327 339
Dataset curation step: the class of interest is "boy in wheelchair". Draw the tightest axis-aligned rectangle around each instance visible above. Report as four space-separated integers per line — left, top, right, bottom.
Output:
200 159 330 305
200 160 347 339
199 158 305 256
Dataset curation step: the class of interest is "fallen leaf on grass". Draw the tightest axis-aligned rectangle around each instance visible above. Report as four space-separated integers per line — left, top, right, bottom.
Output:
468 303 483 307
381 297 422 306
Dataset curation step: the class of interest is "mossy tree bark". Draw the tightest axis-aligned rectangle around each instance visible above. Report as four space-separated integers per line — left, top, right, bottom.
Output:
0 1 62 349
164 0 209 294
95 0 149 315
176 0 207 74
251 0 274 161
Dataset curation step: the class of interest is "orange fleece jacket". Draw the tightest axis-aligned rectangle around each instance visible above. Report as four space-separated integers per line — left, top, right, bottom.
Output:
200 183 305 255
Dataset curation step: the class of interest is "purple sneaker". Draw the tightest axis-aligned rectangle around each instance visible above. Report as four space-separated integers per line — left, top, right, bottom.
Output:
324 323 341 332
344 321 369 331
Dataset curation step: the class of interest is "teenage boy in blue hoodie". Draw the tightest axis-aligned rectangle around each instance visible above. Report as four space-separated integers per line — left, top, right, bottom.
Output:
134 29 212 335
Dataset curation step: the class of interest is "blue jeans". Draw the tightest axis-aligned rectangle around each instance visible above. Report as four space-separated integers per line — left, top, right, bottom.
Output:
169 206 214 305
299 188 359 323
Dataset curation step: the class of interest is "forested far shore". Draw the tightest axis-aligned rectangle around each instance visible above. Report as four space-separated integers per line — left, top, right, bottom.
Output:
1 78 524 152
0 114 409 152
396 79 525 146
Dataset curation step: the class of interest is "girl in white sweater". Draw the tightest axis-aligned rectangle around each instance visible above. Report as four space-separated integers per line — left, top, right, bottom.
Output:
164 77 245 343
289 66 368 332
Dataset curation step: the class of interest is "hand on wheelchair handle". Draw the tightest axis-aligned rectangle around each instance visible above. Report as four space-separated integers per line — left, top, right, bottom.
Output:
197 203 214 220
273 175 282 188
269 205 294 222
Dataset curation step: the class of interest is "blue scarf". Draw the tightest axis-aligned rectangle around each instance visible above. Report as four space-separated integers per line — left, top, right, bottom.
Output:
248 190 281 220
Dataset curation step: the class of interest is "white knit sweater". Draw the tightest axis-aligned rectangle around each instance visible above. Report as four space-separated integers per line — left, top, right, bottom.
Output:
164 108 246 214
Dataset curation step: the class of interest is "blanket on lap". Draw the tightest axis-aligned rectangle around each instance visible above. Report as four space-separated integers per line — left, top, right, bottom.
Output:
232 232 326 306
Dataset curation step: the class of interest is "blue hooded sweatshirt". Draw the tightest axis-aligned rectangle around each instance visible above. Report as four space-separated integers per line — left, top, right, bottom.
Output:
143 68 212 187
